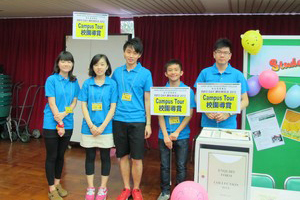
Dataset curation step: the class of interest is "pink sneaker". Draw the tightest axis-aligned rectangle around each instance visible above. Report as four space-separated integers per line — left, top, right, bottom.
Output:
132 189 143 200
116 188 131 200
85 187 95 200
95 187 107 200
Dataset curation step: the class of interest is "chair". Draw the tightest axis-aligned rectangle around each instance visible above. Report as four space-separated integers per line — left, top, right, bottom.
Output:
251 173 275 188
284 176 300 191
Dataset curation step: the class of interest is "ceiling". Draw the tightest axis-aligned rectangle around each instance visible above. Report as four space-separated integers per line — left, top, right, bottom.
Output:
0 0 299 18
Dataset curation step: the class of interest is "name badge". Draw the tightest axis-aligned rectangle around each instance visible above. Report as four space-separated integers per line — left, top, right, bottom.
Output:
169 116 180 124
65 107 73 113
92 103 102 111
122 93 132 101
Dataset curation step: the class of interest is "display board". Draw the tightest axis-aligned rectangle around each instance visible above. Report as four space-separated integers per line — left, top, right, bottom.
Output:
65 34 131 142
243 36 300 189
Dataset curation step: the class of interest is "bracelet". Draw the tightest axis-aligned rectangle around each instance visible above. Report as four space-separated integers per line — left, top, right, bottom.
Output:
57 123 64 128
146 124 151 126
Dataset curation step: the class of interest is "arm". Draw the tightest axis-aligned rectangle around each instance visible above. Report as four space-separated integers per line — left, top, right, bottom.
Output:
81 101 98 136
48 97 63 124
158 115 172 149
170 109 194 140
144 91 152 139
70 97 78 110
215 92 249 121
96 103 116 134
240 92 249 110
48 97 65 136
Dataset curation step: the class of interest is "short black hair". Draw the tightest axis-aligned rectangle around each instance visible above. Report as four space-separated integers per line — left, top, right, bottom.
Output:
214 38 232 52
123 37 143 54
88 54 112 77
164 59 182 72
53 51 76 82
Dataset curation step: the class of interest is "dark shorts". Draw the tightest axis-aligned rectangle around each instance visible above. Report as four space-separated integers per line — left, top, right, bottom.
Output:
43 129 73 138
113 120 146 159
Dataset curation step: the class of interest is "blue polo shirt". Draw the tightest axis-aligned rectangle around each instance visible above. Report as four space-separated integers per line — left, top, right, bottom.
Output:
43 73 80 130
194 63 249 129
78 76 118 135
158 82 196 140
112 62 153 122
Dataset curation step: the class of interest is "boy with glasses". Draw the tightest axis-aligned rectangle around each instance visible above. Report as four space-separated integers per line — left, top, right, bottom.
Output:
194 38 249 129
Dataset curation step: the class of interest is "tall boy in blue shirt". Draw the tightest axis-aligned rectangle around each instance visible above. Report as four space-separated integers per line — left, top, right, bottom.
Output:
157 59 196 200
112 37 153 200
194 38 249 129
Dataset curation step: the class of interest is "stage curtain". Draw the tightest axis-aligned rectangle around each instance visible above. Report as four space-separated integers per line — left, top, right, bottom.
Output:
0 17 120 133
134 15 300 149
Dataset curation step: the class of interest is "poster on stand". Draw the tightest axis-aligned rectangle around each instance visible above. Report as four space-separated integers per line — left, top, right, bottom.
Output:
281 109 300 142
247 107 284 151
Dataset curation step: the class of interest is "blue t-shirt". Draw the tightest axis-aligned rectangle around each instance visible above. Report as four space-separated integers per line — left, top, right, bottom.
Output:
194 63 249 129
78 76 118 135
43 73 80 129
112 62 153 122
158 81 196 140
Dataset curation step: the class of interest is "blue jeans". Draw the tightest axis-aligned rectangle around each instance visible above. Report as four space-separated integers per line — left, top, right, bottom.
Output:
159 138 189 194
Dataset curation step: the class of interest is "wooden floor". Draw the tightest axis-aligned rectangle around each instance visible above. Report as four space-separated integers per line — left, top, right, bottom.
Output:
0 138 194 200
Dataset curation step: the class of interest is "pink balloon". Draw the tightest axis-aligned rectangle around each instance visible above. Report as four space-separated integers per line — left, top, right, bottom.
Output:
171 181 209 200
258 70 279 89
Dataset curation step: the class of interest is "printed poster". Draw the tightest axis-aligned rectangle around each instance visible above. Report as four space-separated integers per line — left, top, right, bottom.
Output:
250 45 300 77
247 107 284 151
208 153 248 200
281 109 300 142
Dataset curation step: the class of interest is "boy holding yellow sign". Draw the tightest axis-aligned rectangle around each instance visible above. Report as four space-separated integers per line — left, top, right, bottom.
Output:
194 38 249 129
157 59 196 200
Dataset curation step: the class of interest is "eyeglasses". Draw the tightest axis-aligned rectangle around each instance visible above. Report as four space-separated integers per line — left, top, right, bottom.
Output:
215 50 231 56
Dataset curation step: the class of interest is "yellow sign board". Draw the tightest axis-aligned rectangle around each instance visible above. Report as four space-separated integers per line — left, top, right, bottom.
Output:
196 83 241 113
153 97 187 115
200 93 238 112
75 22 106 39
150 87 190 116
73 12 108 40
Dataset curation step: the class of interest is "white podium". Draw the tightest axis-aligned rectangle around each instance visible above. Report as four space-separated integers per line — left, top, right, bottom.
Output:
194 127 253 200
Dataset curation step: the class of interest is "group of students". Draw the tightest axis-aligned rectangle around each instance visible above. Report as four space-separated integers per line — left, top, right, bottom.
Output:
42 37 249 200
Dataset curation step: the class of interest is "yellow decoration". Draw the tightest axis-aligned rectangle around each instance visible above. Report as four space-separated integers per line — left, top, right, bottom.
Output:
241 30 263 55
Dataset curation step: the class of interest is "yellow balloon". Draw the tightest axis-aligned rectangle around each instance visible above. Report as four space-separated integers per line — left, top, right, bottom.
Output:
241 30 263 55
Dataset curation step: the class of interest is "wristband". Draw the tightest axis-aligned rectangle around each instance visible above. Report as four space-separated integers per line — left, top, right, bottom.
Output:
57 123 64 128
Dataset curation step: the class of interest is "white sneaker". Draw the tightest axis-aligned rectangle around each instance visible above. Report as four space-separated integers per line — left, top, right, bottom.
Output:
157 192 170 200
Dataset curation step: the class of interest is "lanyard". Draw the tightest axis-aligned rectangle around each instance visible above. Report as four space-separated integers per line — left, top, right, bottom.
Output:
91 84 105 103
122 66 141 93
59 79 72 107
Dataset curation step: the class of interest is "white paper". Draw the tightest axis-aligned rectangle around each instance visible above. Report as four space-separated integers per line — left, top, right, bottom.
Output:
247 107 284 151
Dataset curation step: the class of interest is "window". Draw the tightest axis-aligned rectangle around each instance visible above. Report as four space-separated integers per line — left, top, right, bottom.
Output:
121 19 134 37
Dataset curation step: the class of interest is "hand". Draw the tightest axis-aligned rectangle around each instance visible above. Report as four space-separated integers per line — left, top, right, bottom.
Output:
144 124 152 139
90 125 98 136
169 131 179 141
206 113 217 120
164 136 173 149
214 113 230 122
57 127 65 137
54 112 67 122
96 125 105 135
